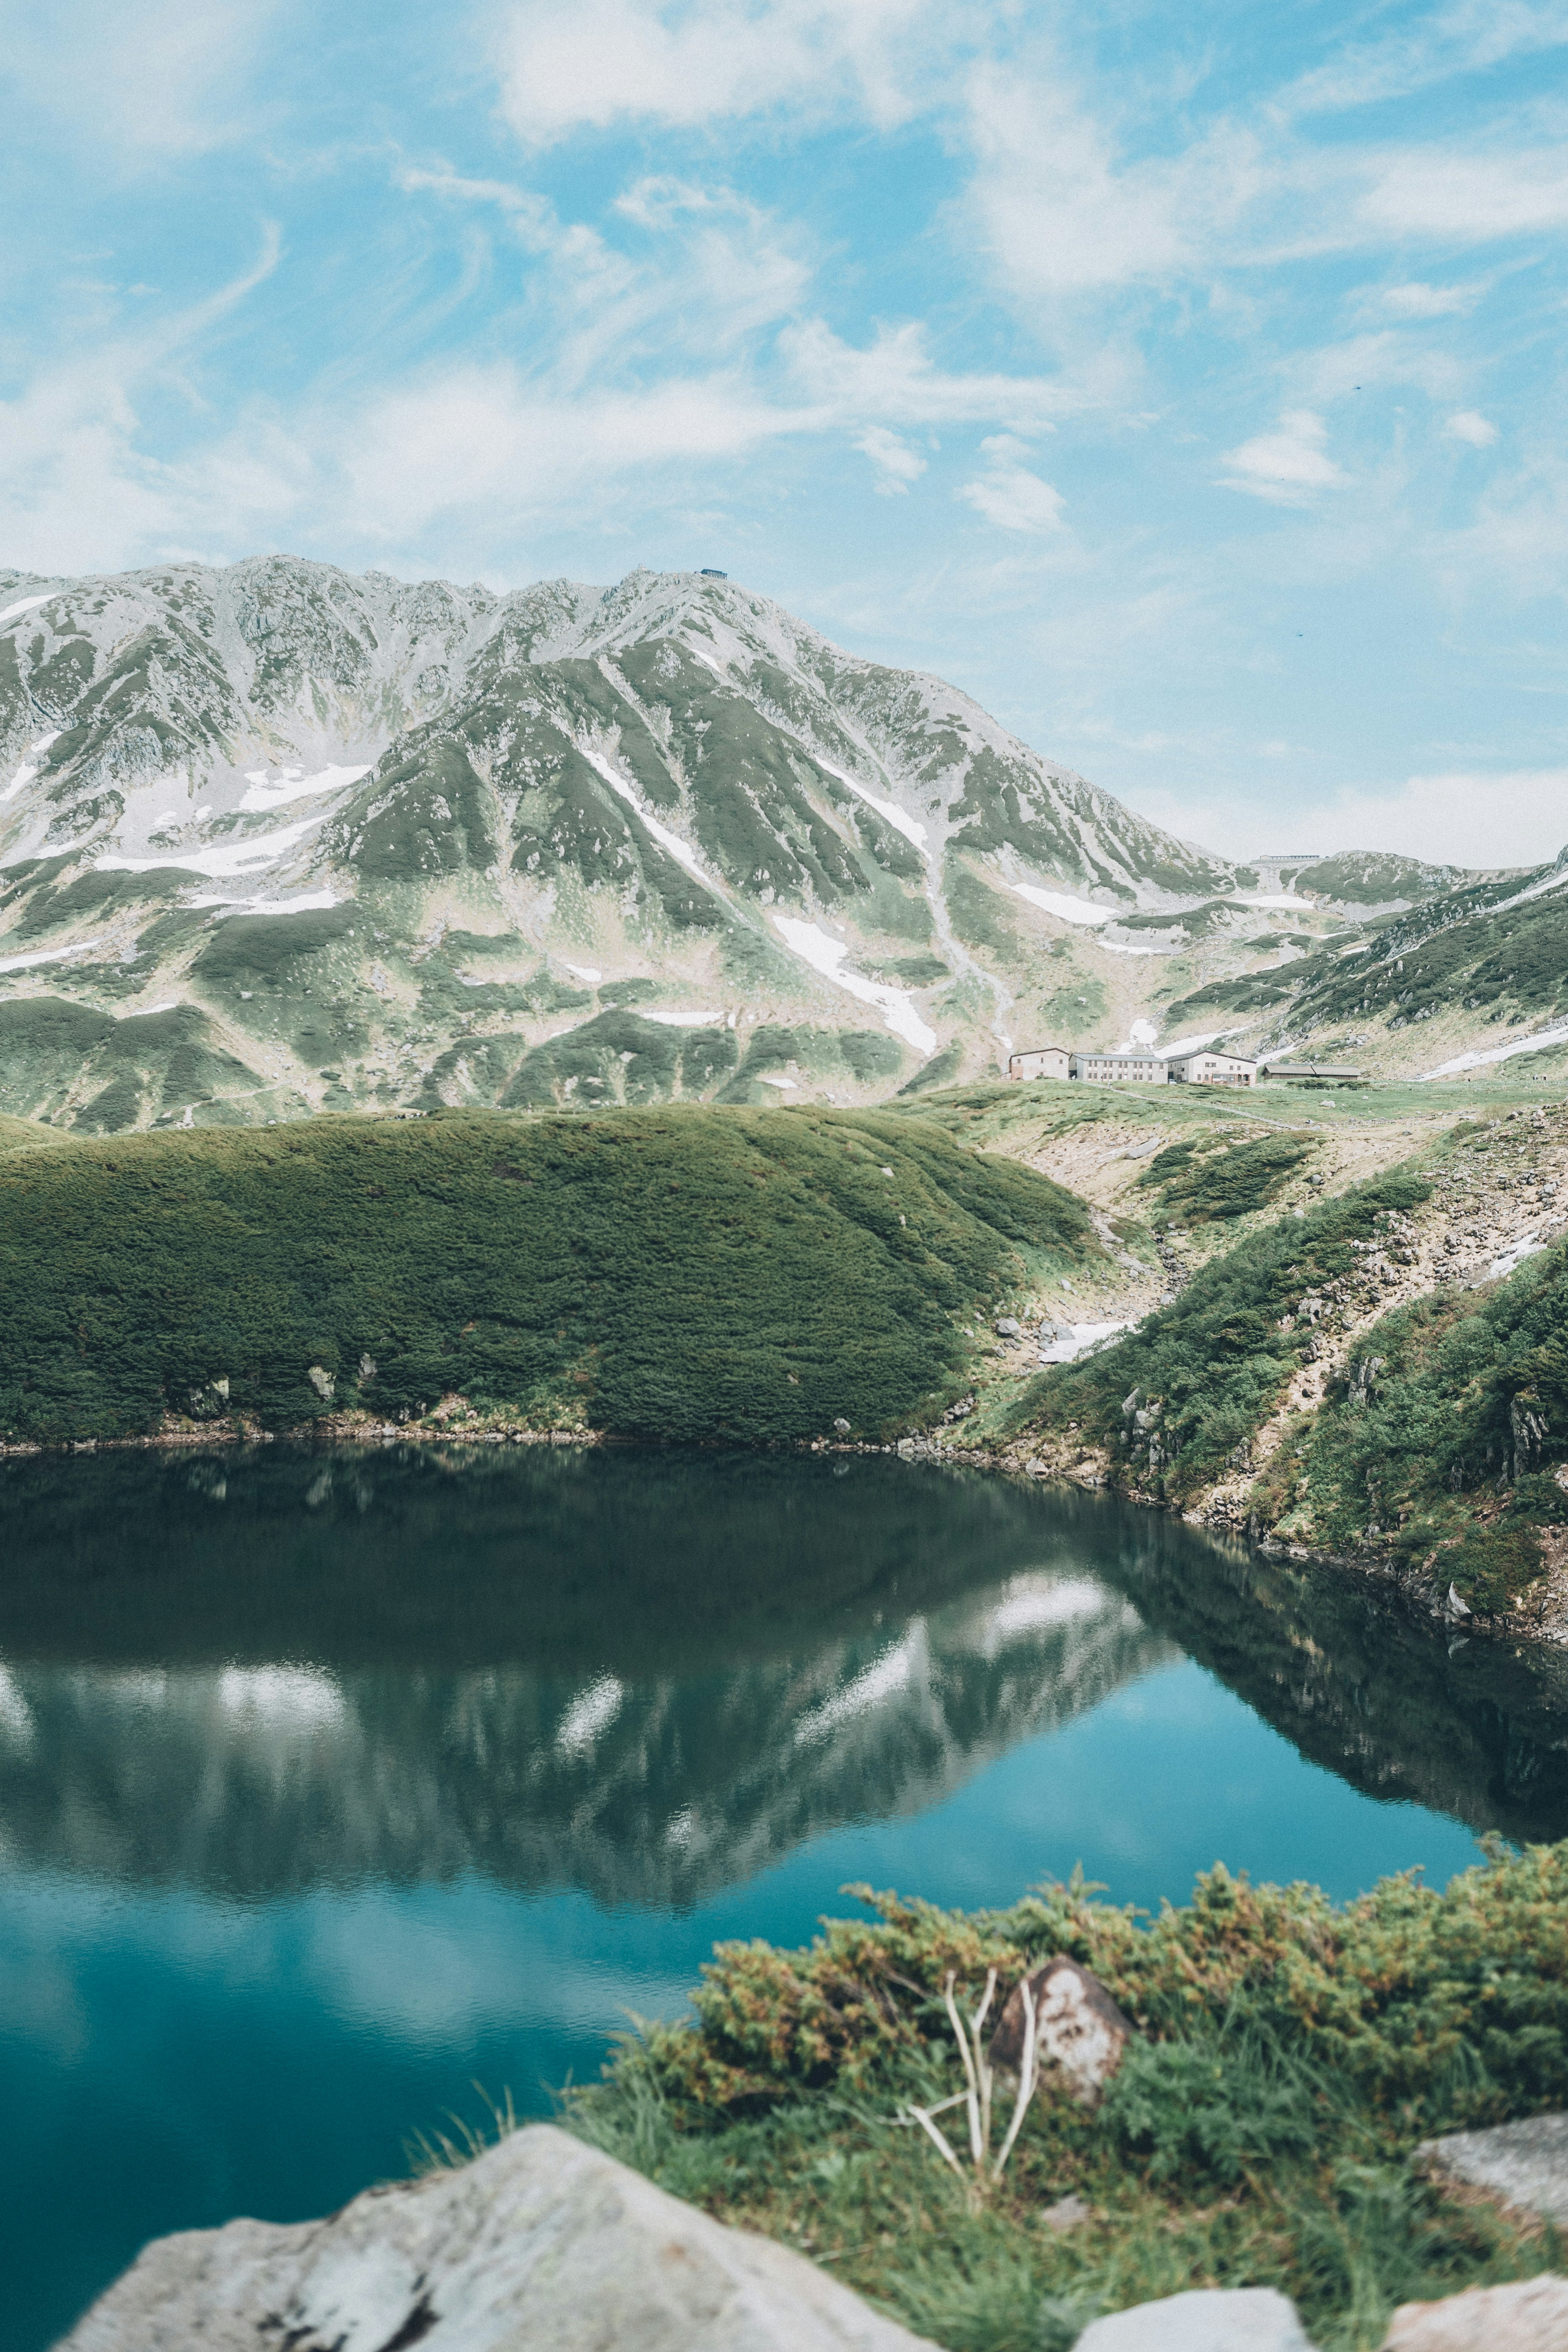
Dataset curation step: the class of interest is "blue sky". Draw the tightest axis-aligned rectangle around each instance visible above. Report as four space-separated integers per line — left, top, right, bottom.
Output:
3 0 1566 867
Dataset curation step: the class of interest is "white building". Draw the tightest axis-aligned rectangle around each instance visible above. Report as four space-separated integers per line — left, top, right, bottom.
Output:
1069 1051 1168 1084
1168 1050 1258 1088
1008 1046 1071 1082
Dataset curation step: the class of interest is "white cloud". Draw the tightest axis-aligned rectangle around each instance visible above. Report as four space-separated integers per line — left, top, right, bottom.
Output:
1220 410 1346 504
782 318 1072 429
960 435 1067 533
1356 146 1568 241
963 64 1256 299
856 428 927 494
1316 768 1568 869
1377 280 1485 318
1292 329 1463 403
492 0 956 144
1446 409 1498 448
1283 0 1568 118
5 0 284 159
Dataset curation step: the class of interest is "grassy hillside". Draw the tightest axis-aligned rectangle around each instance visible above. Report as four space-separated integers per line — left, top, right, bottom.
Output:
0 1112 63 1157
1272 1238 1568 1609
998 1169 1433 1494
0 1105 1097 1447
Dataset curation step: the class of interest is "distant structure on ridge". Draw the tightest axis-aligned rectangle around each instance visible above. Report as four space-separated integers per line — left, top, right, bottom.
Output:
1008 1045 1259 1087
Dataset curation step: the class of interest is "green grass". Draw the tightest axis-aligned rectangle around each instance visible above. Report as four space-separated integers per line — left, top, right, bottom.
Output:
998 1169 1433 1499
0 1104 1098 1446
0 1113 64 1156
559 1846 1568 2351
1136 1133 1316 1225
1283 1237 1568 1607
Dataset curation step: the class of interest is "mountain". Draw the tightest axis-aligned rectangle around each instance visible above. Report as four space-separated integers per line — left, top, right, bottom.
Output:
0 557 1255 1131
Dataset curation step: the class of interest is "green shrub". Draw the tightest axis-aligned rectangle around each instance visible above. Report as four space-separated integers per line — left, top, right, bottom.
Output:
1448 1522 1545 1614
560 1846 1568 2352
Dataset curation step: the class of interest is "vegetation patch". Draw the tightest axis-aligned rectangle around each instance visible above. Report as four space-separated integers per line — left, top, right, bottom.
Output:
1136 1133 1315 1226
1002 1172 1432 1499
562 1845 1568 2352
1285 1241 1568 1608
0 1105 1098 1445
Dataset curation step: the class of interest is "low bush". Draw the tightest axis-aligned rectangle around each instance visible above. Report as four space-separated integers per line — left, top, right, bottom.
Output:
562 1845 1568 2351
1137 1134 1314 1226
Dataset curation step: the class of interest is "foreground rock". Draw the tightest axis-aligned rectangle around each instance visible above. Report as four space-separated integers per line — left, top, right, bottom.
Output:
1074 2287 1313 2349
1381 2275 1568 2348
1416 2113 1568 2227
990 1956 1134 2100
58 2124 938 2352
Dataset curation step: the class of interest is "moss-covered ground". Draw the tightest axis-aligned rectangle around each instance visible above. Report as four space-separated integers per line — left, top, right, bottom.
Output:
0 1104 1097 1446
559 1846 1568 2352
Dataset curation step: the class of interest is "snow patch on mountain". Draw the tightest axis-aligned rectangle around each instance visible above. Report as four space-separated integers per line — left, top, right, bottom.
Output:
0 593 60 629
812 756 928 852
772 917 938 1055
0 732 60 804
0 936 104 975
578 745 709 882
240 764 372 813
97 816 325 879
1009 882 1114 925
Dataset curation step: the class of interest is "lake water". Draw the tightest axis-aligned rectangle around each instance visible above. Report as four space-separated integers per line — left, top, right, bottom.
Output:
4 1444 1568 2350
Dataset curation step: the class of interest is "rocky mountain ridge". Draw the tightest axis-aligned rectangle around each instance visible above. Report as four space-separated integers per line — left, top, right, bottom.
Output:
0 556 1301 1131
0 554 1559 1132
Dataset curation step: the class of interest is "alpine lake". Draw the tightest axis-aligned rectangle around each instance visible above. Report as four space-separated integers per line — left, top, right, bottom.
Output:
5 1443 1568 2350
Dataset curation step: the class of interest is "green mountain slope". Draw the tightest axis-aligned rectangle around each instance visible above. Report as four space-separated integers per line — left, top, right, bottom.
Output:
0 557 1266 1128
0 1106 1097 1446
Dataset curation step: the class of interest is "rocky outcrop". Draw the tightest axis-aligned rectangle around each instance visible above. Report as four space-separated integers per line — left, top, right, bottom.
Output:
1381 2276 1568 2349
1074 2287 1313 2349
57 2124 938 2351
1415 2112 1568 2227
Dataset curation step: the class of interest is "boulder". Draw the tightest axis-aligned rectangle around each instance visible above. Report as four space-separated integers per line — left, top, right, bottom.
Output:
1073 2287 1313 2350
1415 2113 1568 2227
1381 2276 1568 2349
58 2124 938 2352
988 1957 1134 2101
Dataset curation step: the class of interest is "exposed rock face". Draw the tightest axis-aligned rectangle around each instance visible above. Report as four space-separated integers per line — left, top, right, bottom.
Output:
1381 2275 1568 2349
1073 2286 1313 2349
988 1956 1133 2100
58 2124 939 2352
0 558 1255 1130
1416 2113 1568 2227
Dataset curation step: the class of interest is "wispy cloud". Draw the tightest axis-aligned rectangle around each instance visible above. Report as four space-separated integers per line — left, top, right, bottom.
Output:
1446 409 1499 447
959 435 1067 532
490 0 969 143
1220 411 1347 504
856 428 927 493
1281 0 1568 118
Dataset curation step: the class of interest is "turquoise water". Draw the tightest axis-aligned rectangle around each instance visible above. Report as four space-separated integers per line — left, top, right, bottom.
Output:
2 1444 1564 2349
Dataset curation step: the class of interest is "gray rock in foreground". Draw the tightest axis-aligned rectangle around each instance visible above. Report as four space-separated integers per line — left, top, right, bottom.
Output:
1073 2287 1314 2350
56 2123 938 2352
1381 2274 1568 2348
1416 2113 1568 2226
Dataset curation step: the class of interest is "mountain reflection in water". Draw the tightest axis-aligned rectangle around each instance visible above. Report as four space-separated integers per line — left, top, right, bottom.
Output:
0 1447 1170 1904
0 1444 1565 1912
